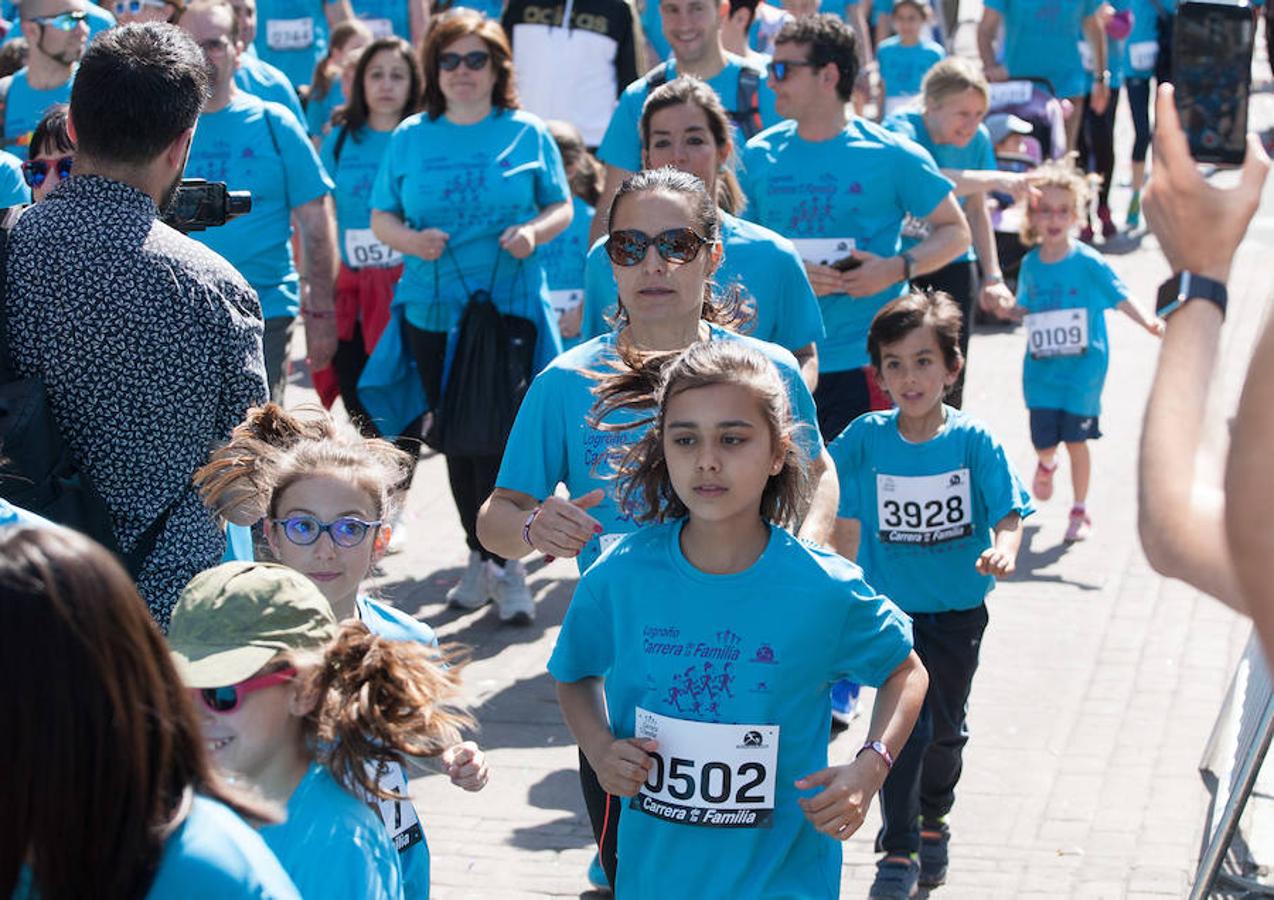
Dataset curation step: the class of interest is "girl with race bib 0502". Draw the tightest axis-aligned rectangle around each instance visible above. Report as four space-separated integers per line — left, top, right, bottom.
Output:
549 339 928 900
1010 156 1163 543
827 290 1032 897
194 404 490 898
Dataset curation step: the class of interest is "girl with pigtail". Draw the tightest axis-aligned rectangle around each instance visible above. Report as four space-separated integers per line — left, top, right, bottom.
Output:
188 403 490 898
549 339 929 899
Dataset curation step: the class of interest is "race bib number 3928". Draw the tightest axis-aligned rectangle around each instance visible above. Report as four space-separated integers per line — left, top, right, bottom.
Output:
877 468 973 545
631 707 778 829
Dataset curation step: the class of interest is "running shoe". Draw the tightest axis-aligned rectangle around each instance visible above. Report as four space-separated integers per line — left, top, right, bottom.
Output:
869 856 919 899
1126 191 1141 228
446 550 491 610
1064 507 1092 543
1098 204 1117 239
918 822 951 887
492 559 534 625
587 853 611 893
830 679 860 727
1032 461 1056 501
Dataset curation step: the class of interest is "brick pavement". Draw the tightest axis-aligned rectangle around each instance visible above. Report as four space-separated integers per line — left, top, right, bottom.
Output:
278 58 1274 900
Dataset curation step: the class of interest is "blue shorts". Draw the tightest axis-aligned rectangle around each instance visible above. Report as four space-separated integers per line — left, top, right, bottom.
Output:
1029 408 1102 449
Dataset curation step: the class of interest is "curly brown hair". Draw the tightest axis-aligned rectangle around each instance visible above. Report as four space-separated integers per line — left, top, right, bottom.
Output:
421 8 518 120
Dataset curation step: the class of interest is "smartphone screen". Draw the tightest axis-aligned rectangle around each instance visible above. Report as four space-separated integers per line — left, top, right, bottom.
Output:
1172 1 1254 166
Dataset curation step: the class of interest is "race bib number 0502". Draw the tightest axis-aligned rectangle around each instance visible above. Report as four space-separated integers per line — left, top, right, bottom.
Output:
1025 308 1088 359
631 707 778 829
877 468 973 545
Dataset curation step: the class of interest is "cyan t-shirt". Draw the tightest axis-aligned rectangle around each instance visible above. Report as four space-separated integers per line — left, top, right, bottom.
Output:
876 36 946 100
321 125 394 268
883 110 995 264
260 763 405 900
185 92 334 320
253 0 331 89
1118 0 1175 80
306 81 344 138
580 209 825 353
0 148 30 206
830 407 1033 613
370 107 570 333
540 194 594 351
548 520 913 899
3 68 72 159
595 55 781 173
352 0 411 39
450 0 505 18
495 325 824 573
1016 241 1127 417
984 0 1101 99
235 54 306 127
739 117 953 372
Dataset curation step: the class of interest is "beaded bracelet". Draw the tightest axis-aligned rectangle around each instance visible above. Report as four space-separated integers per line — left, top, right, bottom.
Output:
522 506 542 547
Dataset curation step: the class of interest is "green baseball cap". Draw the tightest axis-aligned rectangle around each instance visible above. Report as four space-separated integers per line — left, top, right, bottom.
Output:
168 562 340 688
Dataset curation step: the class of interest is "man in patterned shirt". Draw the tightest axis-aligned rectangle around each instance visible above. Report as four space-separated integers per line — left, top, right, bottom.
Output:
3 22 268 629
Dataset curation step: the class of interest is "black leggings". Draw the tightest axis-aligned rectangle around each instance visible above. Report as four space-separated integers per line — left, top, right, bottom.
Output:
1078 90 1119 208
403 322 504 565
910 259 978 410
1125 77 1153 164
579 751 619 889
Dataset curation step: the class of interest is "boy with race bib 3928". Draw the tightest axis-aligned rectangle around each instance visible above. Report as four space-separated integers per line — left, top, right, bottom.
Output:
1012 158 1163 543
828 290 1031 898
549 339 928 899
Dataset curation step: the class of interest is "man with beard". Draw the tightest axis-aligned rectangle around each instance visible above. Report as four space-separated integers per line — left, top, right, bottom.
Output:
0 0 87 157
2 23 269 629
180 0 336 403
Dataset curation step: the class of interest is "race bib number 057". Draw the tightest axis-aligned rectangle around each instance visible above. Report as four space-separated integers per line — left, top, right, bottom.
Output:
1025 308 1088 359
877 468 973 545
345 228 402 269
632 707 778 829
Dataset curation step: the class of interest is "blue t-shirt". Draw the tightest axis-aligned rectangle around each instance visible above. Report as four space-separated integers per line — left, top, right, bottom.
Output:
3 68 72 159
495 325 824 573
253 0 330 89
1120 0 1175 80
540 194 594 352
883 111 995 265
185 92 334 320
235 54 306 127
580 209 825 353
739 117 953 373
595 55 781 173
876 36 946 100
1016 241 1128 417
370 107 570 334
547 520 913 899
984 0 1100 99
352 0 411 39
260 763 405 900
321 124 394 268
0 148 30 206
306 80 344 138
450 0 505 17
355 594 436 900
830 407 1033 613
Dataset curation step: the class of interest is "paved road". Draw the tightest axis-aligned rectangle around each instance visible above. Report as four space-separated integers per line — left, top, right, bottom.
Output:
280 59 1274 900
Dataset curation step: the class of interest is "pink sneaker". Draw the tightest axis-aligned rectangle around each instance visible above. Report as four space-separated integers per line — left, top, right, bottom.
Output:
1033 462 1057 501
1065 507 1092 542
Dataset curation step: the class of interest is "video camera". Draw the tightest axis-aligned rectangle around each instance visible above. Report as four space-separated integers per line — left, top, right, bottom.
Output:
162 178 252 233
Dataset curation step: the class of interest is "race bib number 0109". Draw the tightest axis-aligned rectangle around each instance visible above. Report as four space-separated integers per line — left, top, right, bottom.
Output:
1025 308 1088 359
364 760 424 854
345 228 402 269
266 16 314 50
877 468 973 545
631 707 778 829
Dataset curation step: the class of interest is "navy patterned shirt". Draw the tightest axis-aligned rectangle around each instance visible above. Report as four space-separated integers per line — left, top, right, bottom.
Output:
4 175 268 628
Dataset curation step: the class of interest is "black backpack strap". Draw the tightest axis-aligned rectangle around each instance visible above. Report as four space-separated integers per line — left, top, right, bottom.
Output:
122 494 181 575
644 60 671 89
732 63 763 140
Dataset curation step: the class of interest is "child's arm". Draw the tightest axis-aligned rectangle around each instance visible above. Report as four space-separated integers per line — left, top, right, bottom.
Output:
976 511 1022 576
556 677 657 797
1118 298 1166 337
794 651 927 839
440 741 490 792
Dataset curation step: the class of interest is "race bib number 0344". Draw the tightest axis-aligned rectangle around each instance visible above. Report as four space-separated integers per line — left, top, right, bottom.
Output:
1025 308 1088 359
876 468 973 545
631 707 778 829
266 16 314 50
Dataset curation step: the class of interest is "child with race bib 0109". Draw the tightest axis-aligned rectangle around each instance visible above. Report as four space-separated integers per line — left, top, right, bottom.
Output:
549 340 928 899
1013 157 1163 542
828 290 1032 897
195 404 490 898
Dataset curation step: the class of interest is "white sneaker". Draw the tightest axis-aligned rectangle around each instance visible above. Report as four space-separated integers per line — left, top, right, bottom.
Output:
492 560 534 625
446 551 491 610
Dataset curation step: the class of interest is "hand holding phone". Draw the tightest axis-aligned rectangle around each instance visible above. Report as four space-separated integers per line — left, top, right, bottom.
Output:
1171 0 1254 166
830 253 862 272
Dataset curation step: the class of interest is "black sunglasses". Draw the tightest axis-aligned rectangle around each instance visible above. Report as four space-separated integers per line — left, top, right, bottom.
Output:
438 50 490 72
767 59 821 82
21 155 72 188
605 228 711 267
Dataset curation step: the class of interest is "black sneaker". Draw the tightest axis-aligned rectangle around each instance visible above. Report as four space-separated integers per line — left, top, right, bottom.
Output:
918 822 950 887
869 856 919 899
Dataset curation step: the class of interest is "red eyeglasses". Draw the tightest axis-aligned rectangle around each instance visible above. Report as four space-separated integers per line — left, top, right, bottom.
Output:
197 666 297 714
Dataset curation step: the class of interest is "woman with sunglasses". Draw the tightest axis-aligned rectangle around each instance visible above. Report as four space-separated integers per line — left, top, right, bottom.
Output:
195 402 490 898
368 9 570 622
476 165 836 891
20 101 70 201
112 0 183 25
0 526 301 899
168 560 475 900
579 76 824 391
